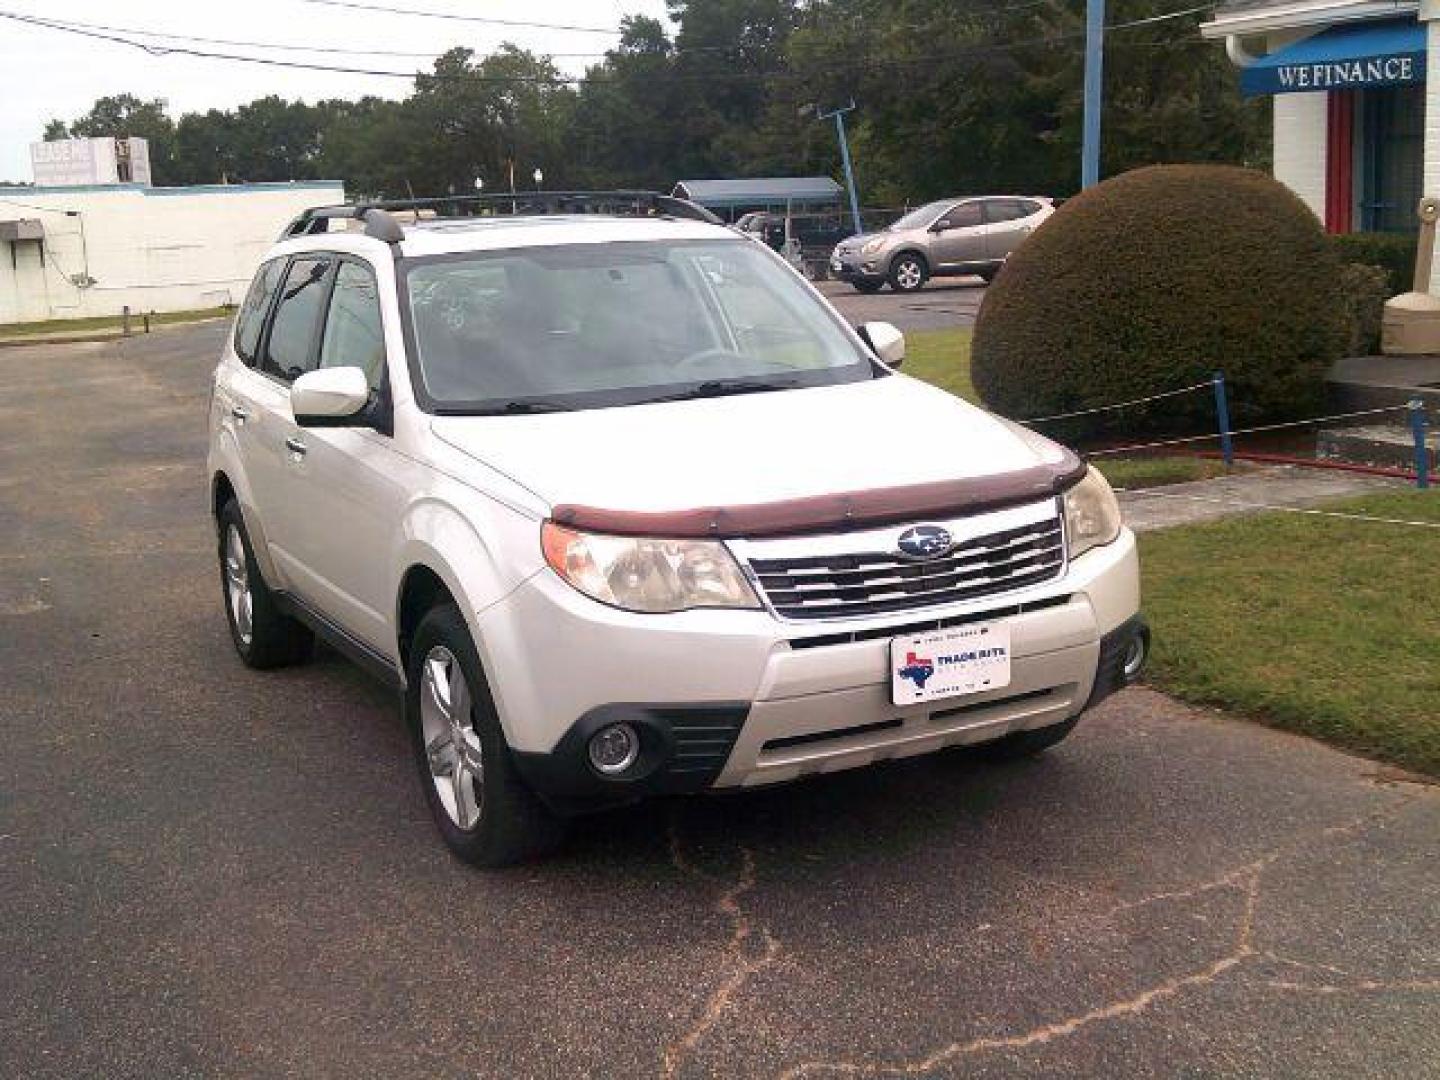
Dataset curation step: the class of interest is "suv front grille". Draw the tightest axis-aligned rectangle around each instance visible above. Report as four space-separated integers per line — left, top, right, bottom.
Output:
748 517 1065 620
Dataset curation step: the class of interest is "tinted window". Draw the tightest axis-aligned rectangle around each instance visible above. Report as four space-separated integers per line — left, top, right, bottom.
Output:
319 261 385 391
234 258 285 367
938 202 982 230
889 200 951 230
263 256 333 382
984 199 1034 224
404 240 874 413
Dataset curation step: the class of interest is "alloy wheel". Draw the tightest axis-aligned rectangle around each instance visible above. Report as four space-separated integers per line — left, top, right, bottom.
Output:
224 525 253 646
895 259 923 290
419 645 484 831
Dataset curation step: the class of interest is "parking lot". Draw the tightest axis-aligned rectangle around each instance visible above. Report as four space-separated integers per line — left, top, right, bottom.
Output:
821 277 987 333
2 322 1438 1078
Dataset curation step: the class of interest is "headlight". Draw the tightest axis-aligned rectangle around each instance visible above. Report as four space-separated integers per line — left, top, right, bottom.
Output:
861 237 886 255
541 522 761 613
1063 468 1122 560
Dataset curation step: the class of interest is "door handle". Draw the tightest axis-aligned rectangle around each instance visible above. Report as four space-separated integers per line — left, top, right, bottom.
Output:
231 405 250 422
284 436 308 457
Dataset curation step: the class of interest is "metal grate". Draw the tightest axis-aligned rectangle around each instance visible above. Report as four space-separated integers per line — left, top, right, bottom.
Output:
749 516 1064 621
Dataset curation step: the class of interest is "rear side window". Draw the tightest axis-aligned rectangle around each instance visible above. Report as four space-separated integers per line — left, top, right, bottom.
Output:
318 261 386 392
263 255 334 383
984 200 1036 224
234 259 285 367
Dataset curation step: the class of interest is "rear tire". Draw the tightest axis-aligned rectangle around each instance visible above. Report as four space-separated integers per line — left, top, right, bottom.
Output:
217 499 313 670
973 717 1079 761
888 253 928 293
406 603 565 867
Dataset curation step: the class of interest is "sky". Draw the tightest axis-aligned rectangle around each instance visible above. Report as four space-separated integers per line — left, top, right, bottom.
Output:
0 0 671 183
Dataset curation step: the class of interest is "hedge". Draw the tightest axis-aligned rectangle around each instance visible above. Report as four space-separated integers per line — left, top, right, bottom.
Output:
972 165 1348 437
1326 232 1418 297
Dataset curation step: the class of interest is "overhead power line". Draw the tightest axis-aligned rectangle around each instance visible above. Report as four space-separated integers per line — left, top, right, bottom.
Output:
14 10 733 60
33 14 449 58
0 4 1219 87
292 0 621 34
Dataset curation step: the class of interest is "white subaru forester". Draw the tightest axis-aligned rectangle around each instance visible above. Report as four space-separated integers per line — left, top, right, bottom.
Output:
208 193 1147 866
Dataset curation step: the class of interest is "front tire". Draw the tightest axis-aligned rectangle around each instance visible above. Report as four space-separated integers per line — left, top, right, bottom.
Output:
888 253 928 292
217 499 313 669
406 603 565 867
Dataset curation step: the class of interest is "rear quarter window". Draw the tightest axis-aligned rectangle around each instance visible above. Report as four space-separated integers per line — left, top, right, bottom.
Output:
233 258 286 367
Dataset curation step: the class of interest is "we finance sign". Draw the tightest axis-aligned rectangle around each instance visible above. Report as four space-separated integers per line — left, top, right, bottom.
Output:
1242 23 1428 98
1275 54 1421 91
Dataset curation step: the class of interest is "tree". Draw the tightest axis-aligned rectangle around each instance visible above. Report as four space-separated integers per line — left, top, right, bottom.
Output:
35 1 1267 201
51 94 179 183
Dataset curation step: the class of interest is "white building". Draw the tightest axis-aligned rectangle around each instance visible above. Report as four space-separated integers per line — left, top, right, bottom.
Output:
0 180 344 324
1202 0 1427 243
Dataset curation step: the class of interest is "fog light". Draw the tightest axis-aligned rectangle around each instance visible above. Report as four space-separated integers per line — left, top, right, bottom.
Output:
588 723 640 776
1121 631 1149 682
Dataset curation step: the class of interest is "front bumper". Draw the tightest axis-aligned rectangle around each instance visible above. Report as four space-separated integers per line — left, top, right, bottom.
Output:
478 528 1142 814
830 253 885 284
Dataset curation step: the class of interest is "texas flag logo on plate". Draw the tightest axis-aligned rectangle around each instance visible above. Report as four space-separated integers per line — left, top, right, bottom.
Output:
890 622 1012 706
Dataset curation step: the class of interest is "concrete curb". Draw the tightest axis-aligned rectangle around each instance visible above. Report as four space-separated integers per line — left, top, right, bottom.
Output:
0 316 229 349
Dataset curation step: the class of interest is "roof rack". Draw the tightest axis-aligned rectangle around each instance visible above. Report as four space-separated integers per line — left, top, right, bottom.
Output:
278 190 724 244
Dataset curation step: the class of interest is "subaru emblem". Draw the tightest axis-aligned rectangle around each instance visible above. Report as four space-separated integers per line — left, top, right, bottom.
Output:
896 525 953 560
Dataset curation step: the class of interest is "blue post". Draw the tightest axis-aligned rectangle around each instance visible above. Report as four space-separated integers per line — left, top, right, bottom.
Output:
1081 0 1106 188
1213 371 1234 467
1410 399 1431 489
833 110 864 238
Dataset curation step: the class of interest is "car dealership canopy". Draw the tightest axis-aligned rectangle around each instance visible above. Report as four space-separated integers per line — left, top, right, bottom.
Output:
672 177 844 210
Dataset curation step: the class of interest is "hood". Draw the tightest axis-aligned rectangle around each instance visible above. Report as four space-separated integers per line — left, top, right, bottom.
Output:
430 375 1069 516
837 231 887 250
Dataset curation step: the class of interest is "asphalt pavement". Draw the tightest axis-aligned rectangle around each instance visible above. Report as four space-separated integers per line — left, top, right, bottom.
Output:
2 323 1437 1079
820 277 987 333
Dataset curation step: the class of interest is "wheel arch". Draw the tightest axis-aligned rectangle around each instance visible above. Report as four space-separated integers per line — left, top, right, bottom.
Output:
889 248 930 275
212 470 237 525
396 563 456 671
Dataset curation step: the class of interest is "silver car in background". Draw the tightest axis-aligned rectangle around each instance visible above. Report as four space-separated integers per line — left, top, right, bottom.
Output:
830 196 1054 293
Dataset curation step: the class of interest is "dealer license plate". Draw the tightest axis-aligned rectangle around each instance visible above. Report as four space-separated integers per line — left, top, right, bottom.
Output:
890 623 1012 706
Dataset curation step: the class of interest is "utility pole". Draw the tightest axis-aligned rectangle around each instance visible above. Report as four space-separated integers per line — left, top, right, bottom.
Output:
815 102 864 237
1081 0 1105 189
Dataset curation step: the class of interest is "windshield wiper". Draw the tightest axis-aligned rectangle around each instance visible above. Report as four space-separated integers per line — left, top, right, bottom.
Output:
641 379 800 405
468 400 575 415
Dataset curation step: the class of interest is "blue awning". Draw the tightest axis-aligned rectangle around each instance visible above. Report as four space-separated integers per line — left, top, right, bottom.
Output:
1241 19 1425 96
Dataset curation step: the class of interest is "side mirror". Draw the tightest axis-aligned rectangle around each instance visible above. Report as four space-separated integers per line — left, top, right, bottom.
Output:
859 321 905 368
291 366 371 426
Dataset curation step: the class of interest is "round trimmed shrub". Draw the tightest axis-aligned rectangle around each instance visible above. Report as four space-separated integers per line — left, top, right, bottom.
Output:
971 165 1347 436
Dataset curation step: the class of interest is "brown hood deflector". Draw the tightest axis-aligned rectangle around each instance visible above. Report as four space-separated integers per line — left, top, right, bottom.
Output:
551 452 1087 539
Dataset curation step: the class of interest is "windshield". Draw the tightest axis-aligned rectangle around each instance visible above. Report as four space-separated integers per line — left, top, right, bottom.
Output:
888 201 952 231
402 239 878 413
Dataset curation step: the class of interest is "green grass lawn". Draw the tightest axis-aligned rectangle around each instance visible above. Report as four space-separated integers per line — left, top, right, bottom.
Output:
903 327 976 401
0 306 233 339
1096 456 1236 490
1139 490 1440 775
899 329 1230 492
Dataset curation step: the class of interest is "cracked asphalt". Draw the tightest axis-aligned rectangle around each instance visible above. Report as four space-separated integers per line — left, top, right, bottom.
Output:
2 323 1438 1079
